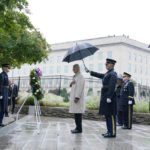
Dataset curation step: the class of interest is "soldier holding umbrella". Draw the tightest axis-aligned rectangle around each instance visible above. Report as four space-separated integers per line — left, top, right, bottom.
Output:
86 59 117 138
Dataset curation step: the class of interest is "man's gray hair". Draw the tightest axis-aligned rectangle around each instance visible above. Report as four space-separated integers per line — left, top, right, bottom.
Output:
73 64 80 69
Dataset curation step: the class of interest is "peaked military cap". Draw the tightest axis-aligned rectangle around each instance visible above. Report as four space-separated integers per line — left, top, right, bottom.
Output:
106 58 117 65
123 72 131 78
2 64 10 68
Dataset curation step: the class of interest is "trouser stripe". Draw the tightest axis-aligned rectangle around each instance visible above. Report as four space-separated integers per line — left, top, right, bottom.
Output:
128 105 131 128
112 116 115 136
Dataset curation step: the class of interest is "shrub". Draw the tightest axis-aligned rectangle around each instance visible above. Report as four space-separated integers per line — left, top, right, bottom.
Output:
86 95 99 110
133 100 149 113
87 88 93 96
61 88 69 102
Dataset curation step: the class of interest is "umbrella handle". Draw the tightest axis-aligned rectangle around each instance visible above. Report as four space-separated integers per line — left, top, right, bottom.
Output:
82 59 87 69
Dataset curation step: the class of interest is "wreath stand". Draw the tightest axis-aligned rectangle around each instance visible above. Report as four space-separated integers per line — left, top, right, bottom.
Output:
16 94 41 134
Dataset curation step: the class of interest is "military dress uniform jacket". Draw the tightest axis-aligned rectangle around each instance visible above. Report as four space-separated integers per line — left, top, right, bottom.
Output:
0 72 9 113
90 69 117 116
120 80 135 106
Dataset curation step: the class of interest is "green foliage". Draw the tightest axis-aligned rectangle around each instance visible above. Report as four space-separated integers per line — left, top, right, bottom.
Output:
87 88 93 96
0 0 50 67
61 88 69 102
133 100 149 113
86 95 99 110
25 95 34 105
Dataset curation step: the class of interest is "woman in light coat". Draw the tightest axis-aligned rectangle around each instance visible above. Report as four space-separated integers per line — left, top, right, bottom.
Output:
69 64 85 133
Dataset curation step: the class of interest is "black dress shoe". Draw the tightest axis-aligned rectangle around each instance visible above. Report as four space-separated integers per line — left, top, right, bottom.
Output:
103 133 116 138
122 126 128 129
71 129 82 134
117 124 123 126
102 132 108 136
5 114 9 117
0 124 5 127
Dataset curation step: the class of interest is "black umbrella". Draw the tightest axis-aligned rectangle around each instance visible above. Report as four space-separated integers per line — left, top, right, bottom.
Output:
63 42 99 68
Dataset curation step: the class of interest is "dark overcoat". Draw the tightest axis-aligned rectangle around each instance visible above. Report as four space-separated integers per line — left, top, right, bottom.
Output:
115 85 122 111
90 69 117 116
0 72 9 113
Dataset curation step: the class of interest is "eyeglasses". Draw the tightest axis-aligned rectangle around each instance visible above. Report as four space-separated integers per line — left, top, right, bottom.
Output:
123 76 127 78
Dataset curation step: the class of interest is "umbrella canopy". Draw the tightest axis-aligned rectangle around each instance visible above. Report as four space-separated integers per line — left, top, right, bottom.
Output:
62 43 99 63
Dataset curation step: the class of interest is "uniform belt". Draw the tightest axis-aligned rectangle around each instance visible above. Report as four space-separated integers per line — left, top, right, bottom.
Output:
3 86 9 88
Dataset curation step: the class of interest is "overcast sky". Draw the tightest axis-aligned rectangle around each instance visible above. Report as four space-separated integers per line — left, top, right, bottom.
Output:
28 0 150 45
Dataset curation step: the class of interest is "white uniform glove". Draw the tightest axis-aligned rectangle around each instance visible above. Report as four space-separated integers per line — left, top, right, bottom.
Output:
128 100 132 105
107 98 111 103
0 96 3 99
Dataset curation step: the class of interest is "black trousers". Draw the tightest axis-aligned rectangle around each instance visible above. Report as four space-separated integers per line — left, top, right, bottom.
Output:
122 105 133 129
11 97 16 114
74 114 82 131
117 111 123 125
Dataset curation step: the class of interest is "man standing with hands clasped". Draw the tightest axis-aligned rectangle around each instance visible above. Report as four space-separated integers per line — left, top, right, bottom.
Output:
120 72 135 129
86 58 117 138
69 64 85 134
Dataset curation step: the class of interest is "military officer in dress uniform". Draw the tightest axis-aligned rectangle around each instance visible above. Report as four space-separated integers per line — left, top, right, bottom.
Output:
120 72 135 129
0 64 10 127
116 75 123 126
86 58 117 138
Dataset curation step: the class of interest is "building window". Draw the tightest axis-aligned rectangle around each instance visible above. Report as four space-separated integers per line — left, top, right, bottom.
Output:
49 79 53 85
133 65 137 73
139 66 142 74
64 78 68 85
107 51 112 59
98 52 103 60
64 65 69 73
98 63 103 71
139 55 142 63
49 66 54 74
49 56 54 64
89 55 94 61
128 52 131 60
89 64 94 70
145 67 148 74
133 53 136 61
56 78 60 85
43 67 46 74
57 66 61 73
57 56 62 64
128 64 131 72
144 56 147 64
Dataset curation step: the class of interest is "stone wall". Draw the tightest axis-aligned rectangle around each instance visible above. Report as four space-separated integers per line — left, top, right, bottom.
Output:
14 106 150 125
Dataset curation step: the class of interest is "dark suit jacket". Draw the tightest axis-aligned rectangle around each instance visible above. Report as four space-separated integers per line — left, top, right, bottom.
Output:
8 84 18 98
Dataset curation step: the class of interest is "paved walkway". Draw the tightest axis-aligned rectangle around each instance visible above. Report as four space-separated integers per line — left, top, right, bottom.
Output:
0 115 150 150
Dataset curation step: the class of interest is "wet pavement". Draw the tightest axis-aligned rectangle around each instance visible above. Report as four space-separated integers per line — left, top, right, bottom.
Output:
0 115 150 150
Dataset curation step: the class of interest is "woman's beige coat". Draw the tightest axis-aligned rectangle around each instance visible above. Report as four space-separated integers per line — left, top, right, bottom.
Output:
69 72 85 114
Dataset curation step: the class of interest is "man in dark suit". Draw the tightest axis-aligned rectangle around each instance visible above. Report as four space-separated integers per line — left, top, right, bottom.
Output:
120 72 135 129
0 64 10 127
86 58 117 138
116 75 123 126
8 80 18 114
